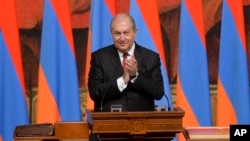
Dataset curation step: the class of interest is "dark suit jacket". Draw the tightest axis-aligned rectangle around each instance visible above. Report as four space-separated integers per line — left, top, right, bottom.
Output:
88 43 164 112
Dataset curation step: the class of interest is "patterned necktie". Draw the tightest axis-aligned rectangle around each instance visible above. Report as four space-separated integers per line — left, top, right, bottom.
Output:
122 52 128 68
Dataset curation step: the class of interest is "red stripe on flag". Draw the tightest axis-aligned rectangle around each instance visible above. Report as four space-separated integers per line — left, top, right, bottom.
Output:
50 0 75 56
0 1 28 140
0 0 25 93
105 0 116 15
227 0 247 52
184 0 206 47
135 0 167 71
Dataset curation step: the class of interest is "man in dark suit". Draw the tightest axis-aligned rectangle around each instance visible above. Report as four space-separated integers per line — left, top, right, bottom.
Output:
88 13 164 112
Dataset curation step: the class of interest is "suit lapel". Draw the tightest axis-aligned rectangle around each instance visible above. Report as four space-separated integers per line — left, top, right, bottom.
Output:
134 44 143 71
108 46 124 77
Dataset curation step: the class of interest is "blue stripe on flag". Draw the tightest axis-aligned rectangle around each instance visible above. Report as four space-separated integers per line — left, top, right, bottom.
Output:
90 0 114 52
40 0 81 121
178 1 211 125
0 30 28 141
219 1 250 123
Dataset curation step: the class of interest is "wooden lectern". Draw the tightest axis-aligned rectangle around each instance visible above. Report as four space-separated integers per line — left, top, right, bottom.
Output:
87 107 185 141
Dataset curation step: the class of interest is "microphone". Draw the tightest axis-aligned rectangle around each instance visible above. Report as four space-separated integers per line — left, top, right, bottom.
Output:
100 86 108 111
142 63 171 111
164 93 171 111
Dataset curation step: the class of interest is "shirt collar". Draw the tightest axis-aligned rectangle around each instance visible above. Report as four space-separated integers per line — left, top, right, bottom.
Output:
118 42 135 57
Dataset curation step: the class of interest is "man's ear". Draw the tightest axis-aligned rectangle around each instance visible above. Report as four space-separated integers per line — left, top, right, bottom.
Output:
134 28 138 34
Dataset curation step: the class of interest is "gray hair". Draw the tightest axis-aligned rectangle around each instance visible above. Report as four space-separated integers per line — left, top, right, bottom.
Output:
110 13 137 31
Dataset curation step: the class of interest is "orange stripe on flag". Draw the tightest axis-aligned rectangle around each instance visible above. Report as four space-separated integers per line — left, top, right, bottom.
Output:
37 66 61 123
85 31 94 110
176 76 199 141
176 77 199 126
176 78 199 141
217 79 236 126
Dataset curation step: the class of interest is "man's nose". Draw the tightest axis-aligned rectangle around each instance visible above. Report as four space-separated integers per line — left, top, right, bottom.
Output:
119 34 125 40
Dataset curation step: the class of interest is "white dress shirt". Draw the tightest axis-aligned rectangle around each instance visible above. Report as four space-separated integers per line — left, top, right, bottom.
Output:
117 43 138 92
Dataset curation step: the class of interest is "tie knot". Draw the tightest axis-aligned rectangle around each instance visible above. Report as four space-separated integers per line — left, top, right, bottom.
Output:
123 53 129 58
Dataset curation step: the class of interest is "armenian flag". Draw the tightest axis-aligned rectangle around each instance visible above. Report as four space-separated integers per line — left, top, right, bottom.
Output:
85 0 116 110
0 0 29 140
217 0 250 125
176 0 212 140
36 0 81 123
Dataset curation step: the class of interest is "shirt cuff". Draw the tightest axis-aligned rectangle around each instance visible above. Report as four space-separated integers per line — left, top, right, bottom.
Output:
117 76 128 92
130 72 139 83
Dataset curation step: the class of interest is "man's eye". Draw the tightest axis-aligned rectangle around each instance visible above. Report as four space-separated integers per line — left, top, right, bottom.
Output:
124 32 130 35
